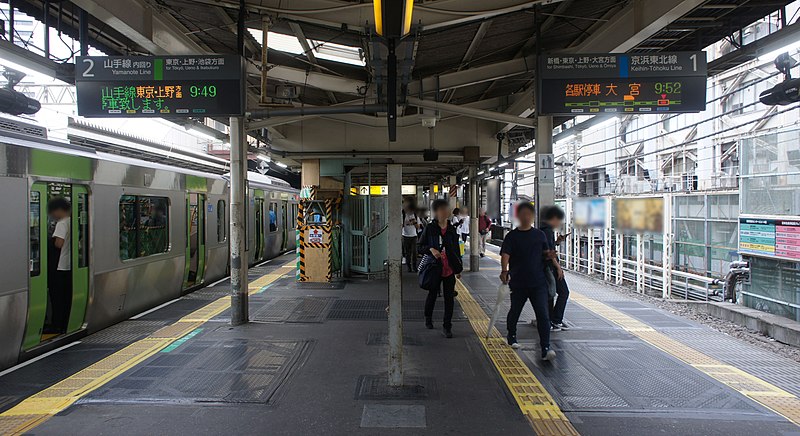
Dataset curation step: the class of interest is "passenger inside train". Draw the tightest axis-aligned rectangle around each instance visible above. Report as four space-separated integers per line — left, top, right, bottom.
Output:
45 197 71 336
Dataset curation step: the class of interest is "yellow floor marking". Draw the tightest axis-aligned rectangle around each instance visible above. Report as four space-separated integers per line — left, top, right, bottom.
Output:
456 279 579 436
0 260 295 435
569 293 800 426
481 249 800 426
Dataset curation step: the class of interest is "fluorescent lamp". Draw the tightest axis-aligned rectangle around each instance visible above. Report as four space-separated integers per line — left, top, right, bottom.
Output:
498 161 509 168
478 170 485 175
275 161 288 168
373 0 414 37
257 154 270 162
461 176 468 181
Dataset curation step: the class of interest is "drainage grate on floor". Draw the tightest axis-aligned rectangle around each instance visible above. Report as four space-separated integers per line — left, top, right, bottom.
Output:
81 320 170 345
328 299 466 321
366 332 422 346
355 375 438 400
251 297 334 323
83 339 310 404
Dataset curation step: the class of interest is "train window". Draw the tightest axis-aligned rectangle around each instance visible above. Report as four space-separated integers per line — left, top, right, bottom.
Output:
30 191 41 276
119 195 170 260
269 202 278 232
290 204 298 229
77 192 89 268
217 200 226 242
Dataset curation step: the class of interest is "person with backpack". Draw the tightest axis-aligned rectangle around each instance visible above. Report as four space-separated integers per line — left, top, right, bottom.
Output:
478 208 493 257
418 199 463 338
402 199 421 272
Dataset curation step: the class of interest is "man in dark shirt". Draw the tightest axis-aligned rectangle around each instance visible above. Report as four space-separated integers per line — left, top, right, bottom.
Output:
500 202 556 361
540 205 570 331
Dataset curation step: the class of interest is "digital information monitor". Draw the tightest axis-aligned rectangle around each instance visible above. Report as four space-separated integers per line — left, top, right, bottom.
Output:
75 55 244 117
538 52 707 115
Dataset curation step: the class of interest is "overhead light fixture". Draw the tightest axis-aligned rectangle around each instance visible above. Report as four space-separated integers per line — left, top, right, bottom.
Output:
497 162 509 168
275 161 288 168
461 176 468 181
373 0 414 38
477 170 485 176
257 154 271 162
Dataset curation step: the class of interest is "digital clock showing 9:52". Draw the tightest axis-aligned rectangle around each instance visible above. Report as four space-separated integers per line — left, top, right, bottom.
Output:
75 79 243 117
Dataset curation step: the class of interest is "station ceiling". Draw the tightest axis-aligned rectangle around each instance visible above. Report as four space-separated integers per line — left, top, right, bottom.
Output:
15 0 795 183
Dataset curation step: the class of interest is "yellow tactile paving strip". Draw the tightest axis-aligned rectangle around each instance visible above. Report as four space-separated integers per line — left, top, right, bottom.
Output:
483 249 800 427
569 293 800 426
0 261 295 435
456 279 579 436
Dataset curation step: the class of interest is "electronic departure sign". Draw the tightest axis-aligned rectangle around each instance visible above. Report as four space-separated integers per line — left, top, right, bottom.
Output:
75 55 244 117
538 51 707 115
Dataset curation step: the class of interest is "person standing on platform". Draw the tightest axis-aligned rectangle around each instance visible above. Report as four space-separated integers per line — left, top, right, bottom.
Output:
402 200 421 272
458 209 470 243
539 205 570 331
48 197 72 334
500 202 556 361
478 208 492 257
419 199 463 338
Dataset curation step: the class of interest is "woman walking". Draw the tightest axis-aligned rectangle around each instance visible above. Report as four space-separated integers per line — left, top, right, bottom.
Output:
418 199 463 338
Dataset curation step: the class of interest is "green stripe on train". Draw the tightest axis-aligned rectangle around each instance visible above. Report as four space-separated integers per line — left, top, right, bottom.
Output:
31 149 92 180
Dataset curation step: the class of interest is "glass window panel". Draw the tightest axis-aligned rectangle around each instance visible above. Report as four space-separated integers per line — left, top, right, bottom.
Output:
675 219 705 244
217 200 226 242
29 190 40 276
119 195 169 259
119 195 137 260
269 202 278 232
709 221 738 248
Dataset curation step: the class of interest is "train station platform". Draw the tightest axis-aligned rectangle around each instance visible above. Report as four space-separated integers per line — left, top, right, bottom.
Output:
2 250 800 435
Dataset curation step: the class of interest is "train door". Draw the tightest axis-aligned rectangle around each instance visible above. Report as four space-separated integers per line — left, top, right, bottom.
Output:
23 182 90 350
183 193 206 289
281 200 288 251
254 195 265 261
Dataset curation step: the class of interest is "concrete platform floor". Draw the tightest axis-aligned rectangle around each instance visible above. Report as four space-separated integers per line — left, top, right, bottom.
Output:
2 250 800 435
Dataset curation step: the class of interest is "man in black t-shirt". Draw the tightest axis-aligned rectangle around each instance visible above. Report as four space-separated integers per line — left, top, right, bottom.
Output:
500 202 556 361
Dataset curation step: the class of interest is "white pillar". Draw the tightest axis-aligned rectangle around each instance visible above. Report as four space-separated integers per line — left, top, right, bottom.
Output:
588 228 595 275
387 164 403 387
636 232 645 293
535 116 554 227
603 198 612 281
662 193 673 299
615 233 624 285
564 197 572 268
230 116 248 325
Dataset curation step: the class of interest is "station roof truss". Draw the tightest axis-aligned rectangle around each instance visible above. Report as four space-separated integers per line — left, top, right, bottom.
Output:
11 0 795 184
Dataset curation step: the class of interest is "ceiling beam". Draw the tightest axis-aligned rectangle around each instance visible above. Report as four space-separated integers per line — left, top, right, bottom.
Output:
443 20 492 104
71 0 208 54
574 0 706 53
408 97 535 128
407 55 536 96
288 21 338 103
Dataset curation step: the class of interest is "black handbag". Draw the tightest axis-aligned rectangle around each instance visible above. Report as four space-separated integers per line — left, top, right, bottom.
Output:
418 254 442 292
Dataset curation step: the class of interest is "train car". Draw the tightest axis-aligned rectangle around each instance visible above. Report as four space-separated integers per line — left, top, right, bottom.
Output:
0 118 298 370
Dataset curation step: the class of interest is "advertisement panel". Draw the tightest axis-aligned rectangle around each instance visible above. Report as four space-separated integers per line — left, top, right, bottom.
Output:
573 198 607 228
615 197 664 233
739 216 800 262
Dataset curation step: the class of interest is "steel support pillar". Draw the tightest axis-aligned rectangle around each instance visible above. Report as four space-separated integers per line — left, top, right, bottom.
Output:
230 116 248 325
469 167 480 272
535 116 554 227
387 164 403 387
573 228 581 271
588 229 595 275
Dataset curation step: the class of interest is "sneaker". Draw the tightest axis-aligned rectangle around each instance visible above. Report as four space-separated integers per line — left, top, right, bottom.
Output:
550 323 562 332
541 348 556 361
443 327 453 338
553 322 569 331
425 318 434 329
507 335 520 349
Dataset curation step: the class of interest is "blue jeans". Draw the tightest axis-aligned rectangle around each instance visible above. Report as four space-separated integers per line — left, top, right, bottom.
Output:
507 285 550 352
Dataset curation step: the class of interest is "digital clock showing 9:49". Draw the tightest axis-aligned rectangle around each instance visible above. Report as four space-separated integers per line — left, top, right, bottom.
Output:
189 85 218 98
